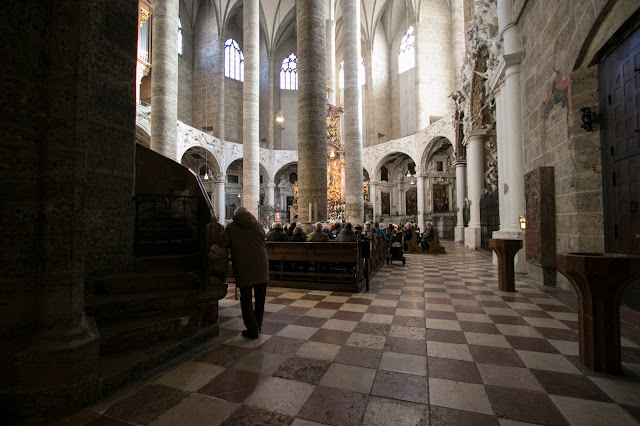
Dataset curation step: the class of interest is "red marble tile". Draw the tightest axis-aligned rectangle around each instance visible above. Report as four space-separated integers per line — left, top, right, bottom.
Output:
392 316 427 327
370 370 429 404
309 328 350 345
485 385 569 425
429 406 499 426
428 357 483 384
293 315 328 328
197 368 268 403
426 329 467 344
257 336 306 355
298 386 367 426
505 336 560 354
535 327 579 342
331 310 365 321
530 369 613 401
469 345 525 367
197 344 253 368
221 405 294 426
315 301 342 310
105 384 187 425
273 356 331 385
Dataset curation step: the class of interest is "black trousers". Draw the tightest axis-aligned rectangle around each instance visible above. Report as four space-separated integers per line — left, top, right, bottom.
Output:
239 282 267 333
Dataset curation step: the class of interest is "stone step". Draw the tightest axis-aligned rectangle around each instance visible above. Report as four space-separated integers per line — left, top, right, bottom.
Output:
93 271 198 295
134 253 203 274
86 288 220 321
99 322 220 394
98 309 204 355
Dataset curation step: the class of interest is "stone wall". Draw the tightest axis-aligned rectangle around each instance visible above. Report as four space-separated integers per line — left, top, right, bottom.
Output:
275 35 298 149
517 0 638 288
178 0 193 125
372 22 391 145
84 0 138 281
191 0 220 133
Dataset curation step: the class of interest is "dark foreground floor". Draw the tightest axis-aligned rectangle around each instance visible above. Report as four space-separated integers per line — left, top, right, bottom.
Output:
48 242 640 425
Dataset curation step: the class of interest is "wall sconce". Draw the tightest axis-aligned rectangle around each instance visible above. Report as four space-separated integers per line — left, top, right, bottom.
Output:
579 107 597 132
519 215 526 230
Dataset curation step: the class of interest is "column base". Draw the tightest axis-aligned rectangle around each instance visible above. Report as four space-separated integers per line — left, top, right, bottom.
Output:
464 227 481 249
492 231 528 274
8 315 100 417
454 226 465 243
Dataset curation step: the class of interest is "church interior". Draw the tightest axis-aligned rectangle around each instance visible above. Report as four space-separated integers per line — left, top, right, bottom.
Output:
2 0 640 424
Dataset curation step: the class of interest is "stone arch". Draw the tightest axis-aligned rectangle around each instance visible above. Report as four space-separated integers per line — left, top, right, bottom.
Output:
180 146 222 180
373 149 419 181
224 158 271 186
420 136 454 173
374 151 417 182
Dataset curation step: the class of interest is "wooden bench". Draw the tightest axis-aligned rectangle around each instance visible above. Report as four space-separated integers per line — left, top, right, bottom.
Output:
266 242 365 292
406 230 421 252
425 228 446 254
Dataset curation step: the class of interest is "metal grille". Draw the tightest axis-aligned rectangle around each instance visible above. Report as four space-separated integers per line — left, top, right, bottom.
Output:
480 191 500 250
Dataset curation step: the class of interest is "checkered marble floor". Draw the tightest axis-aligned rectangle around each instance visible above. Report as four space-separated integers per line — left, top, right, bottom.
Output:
66 242 640 425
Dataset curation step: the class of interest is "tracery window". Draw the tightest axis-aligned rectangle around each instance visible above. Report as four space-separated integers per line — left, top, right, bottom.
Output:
338 57 365 89
280 53 298 90
224 38 244 82
177 18 183 55
398 26 415 74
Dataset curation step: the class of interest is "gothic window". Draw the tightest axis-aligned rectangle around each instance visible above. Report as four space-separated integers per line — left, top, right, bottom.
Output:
338 57 365 89
398 26 415 74
280 53 298 90
177 18 183 55
224 38 244 82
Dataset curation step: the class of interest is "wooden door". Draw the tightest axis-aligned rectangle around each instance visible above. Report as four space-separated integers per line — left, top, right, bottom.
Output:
599 28 640 255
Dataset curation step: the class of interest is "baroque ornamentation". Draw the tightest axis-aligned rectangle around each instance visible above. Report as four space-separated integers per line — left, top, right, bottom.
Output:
483 136 498 194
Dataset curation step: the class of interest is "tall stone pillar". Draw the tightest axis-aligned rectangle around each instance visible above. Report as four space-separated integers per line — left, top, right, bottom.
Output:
464 134 484 249
267 55 275 149
343 0 364 224
326 19 336 105
267 182 275 206
216 178 226 223
151 0 179 159
297 0 327 224
494 84 509 232
370 182 377 223
365 48 376 147
455 161 467 242
417 176 425 231
217 36 226 140
493 0 526 272
243 0 260 217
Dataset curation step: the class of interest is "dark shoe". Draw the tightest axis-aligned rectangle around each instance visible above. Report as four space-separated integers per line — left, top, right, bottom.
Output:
242 329 259 339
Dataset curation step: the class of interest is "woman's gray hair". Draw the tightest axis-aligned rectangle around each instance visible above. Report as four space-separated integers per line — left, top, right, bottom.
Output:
293 226 304 235
272 222 283 230
234 206 248 215
315 222 323 231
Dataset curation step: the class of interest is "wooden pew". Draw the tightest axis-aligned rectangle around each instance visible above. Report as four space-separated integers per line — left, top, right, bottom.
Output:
266 242 365 292
425 228 446 254
406 230 421 252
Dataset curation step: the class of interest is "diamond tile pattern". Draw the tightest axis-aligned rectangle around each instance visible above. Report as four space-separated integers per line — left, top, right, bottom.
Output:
62 243 640 425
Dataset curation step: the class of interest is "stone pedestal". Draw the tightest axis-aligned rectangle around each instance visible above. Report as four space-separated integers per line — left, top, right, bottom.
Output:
489 239 523 292
556 253 640 374
464 227 481 250
492 230 527 273
464 134 484 249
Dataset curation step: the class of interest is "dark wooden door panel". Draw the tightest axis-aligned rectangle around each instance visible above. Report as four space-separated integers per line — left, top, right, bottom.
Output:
600 27 640 255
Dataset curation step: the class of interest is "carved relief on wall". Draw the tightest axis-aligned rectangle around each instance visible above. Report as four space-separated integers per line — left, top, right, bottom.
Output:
483 136 498 194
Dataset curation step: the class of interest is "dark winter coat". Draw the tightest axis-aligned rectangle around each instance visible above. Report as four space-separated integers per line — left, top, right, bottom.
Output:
266 228 289 241
218 211 269 288
308 230 330 242
336 229 357 242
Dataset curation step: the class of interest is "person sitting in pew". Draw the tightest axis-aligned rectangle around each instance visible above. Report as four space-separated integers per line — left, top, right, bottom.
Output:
266 222 289 241
289 224 307 242
309 222 330 242
322 224 336 240
336 222 357 242
421 221 435 251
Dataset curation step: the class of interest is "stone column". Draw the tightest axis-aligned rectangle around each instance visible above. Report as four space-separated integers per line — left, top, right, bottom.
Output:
242 0 260 217
266 182 275 206
326 19 336 105
464 134 484 249
217 36 226 140
370 182 377 223
297 0 327 224
493 0 526 272
343 0 364 224
495 84 509 232
417 176 425 231
216 178 226 223
267 55 275 149
455 161 467 242
151 0 179 159
365 48 375 147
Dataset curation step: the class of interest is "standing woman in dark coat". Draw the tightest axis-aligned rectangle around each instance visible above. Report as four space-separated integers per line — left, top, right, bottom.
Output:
217 207 269 339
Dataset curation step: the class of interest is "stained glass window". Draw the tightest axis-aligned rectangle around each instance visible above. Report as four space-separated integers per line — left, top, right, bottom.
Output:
224 38 244 81
280 53 298 90
398 26 415 74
